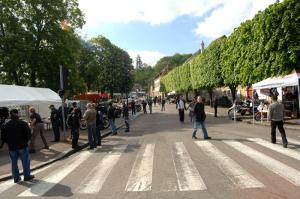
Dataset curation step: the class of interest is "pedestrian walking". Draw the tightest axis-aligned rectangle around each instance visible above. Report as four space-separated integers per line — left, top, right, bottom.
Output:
107 102 117 135
161 98 166 111
123 102 130 132
68 107 81 149
268 95 288 148
83 103 97 150
176 95 186 122
1 109 35 183
153 96 157 107
49 105 60 142
131 100 136 115
148 98 153 114
29 107 49 153
142 100 147 114
192 96 211 140
95 104 103 147
213 96 218 117
187 97 196 123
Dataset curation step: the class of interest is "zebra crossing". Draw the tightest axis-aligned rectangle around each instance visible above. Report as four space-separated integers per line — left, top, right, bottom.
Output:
1 137 300 197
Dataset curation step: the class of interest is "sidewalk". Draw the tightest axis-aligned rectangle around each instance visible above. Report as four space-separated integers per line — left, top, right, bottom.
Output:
0 112 142 181
205 106 300 130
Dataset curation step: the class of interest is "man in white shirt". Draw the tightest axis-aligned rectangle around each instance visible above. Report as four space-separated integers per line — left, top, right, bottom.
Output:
176 95 186 123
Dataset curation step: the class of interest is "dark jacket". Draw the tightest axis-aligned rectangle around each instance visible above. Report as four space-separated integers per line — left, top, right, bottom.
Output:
68 112 80 129
193 102 206 122
107 106 116 119
1 116 31 151
50 108 60 122
123 106 129 118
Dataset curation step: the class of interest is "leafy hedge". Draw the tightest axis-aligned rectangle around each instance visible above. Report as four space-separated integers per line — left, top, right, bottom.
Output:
161 0 299 95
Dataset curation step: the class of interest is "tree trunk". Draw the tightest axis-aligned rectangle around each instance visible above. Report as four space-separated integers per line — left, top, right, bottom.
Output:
30 70 36 87
110 90 114 99
185 91 189 101
208 89 213 107
13 71 20 85
229 85 236 102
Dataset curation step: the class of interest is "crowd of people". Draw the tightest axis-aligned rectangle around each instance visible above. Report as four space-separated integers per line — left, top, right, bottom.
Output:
0 94 288 184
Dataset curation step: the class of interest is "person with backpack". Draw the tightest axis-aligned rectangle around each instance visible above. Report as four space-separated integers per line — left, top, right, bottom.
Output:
68 107 81 149
107 102 117 135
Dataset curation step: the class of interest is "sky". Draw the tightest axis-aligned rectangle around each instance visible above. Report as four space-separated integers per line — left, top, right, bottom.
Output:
78 0 278 66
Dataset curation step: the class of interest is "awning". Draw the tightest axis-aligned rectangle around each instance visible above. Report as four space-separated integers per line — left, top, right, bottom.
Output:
253 69 300 90
0 84 61 106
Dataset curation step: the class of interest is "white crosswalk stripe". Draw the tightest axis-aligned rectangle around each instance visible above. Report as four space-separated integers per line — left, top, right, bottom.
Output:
125 144 155 192
194 141 264 189
18 150 93 197
2 137 300 197
248 138 300 161
0 164 52 194
278 137 300 146
224 140 300 186
172 142 206 191
76 145 128 194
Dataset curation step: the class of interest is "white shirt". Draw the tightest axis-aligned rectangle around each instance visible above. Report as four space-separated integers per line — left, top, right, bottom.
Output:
178 100 185 109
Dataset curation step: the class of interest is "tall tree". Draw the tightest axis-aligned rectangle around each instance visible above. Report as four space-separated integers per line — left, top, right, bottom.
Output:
136 54 143 69
0 0 85 92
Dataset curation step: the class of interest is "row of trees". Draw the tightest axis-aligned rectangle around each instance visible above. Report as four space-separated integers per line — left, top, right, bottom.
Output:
0 0 134 98
133 53 191 92
161 0 299 101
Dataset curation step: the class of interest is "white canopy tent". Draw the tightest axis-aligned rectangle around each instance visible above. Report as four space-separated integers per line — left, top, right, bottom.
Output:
253 69 300 90
0 84 61 107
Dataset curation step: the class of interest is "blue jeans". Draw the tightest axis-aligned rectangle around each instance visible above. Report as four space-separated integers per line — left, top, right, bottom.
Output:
192 121 209 138
87 124 97 149
109 119 117 134
9 147 31 180
52 120 60 141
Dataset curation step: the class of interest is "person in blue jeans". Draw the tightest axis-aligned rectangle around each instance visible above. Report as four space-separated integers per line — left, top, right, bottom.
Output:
83 103 97 150
1 109 35 183
192 96 211 140
107 102 117 135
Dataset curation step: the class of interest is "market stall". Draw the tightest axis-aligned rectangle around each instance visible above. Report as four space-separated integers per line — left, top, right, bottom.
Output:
0 84 61 119
252 69 300 118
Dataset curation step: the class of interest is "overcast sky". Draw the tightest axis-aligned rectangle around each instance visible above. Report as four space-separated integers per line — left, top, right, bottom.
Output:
78 0 277 66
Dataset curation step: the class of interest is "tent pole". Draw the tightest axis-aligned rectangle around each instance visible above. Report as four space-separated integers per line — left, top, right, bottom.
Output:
252 88 254 125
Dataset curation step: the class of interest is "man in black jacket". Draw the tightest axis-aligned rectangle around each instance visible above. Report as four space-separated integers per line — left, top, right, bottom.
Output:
1 109 35 183
192 96 211 140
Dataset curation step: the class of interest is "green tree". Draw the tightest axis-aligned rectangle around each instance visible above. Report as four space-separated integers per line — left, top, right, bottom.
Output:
136 54 143 69
0 0 85 92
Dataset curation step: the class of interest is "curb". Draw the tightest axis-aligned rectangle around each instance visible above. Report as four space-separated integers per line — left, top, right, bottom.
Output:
0 112 142 182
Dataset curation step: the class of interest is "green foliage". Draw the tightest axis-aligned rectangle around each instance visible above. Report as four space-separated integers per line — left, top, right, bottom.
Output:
191 36 226 90
162 0 299 98
133 66 155 91
89 35 134 97
154 53 192 76
0 0 85 93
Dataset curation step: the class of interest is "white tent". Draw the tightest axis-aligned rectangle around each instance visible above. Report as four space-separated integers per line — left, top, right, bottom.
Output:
0 84 61 107
253 69 300 89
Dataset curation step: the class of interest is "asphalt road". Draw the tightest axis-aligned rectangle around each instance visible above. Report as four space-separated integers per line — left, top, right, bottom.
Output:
1 104 300 199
